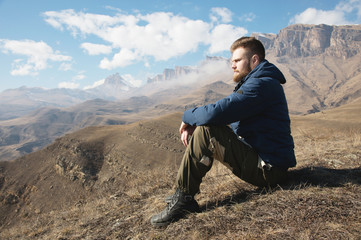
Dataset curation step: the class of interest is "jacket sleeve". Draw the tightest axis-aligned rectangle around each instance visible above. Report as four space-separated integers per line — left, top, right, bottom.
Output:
182 79 268 126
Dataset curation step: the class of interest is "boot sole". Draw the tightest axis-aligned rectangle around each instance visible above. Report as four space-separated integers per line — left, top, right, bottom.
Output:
151 219 173 227
150 208 200 227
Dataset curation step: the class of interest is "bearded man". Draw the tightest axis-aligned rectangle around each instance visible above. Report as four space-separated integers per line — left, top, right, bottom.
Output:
151 37 296 227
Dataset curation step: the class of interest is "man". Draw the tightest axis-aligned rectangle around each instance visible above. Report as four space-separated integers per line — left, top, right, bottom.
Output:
151 37 296 227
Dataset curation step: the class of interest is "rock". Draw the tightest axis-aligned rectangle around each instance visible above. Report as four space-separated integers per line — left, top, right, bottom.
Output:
256 24 361 59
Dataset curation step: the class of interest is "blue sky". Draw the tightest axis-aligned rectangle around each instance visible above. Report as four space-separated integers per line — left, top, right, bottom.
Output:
0 0 360 92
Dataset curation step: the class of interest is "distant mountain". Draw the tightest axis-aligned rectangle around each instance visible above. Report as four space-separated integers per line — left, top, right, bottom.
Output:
0 80 232 161
146 56 228 84
0 58 227 121
0 87 99 121
0 73 140 121
85 73 137 99
147 66 197 83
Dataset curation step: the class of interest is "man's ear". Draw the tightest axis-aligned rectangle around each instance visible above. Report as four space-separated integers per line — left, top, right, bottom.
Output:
251 54 260 69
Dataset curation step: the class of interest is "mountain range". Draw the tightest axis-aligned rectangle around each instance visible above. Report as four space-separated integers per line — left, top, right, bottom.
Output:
0 23 360 161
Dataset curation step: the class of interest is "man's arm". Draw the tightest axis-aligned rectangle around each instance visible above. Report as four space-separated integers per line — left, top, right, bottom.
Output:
182 91 261 126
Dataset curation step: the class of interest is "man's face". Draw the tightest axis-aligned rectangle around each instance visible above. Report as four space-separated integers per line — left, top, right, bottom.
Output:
231 47 252 83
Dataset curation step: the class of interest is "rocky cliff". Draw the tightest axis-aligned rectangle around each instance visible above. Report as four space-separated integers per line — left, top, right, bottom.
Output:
254 24 361 58
147 66 197 83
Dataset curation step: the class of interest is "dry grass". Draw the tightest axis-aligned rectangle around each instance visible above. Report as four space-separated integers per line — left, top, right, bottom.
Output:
1 112 360 239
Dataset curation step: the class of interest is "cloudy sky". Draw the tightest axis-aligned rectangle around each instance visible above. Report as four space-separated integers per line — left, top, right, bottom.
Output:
0 0 360 92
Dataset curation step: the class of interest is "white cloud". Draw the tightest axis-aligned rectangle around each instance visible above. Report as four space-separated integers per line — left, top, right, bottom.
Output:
81 42 112 55
290 0 361 25
83 78 105 90
241 13 256 22
99 48 138 69
59 62 72 71
208 24 248 54
73 73 86 80
336 0 361 20
43 8 247 70
58 81 80 89
0 39 72 76
137 12 210 60
43 9 129 37
290 8 348 25
210 7 233 23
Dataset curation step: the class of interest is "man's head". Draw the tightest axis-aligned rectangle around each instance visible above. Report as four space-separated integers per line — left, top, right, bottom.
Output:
230 37 265 83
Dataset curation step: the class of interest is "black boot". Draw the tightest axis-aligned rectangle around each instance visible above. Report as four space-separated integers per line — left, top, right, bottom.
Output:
151 189 200 227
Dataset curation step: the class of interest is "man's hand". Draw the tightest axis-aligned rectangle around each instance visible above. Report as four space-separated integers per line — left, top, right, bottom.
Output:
179 121 196 147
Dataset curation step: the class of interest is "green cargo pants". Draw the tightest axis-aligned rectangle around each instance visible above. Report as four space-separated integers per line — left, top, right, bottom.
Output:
176 125 287 196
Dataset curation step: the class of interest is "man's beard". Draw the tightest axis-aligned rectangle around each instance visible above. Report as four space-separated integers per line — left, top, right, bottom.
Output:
233 64 252 83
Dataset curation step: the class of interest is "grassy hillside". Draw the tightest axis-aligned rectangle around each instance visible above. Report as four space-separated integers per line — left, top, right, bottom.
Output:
0 99 360 239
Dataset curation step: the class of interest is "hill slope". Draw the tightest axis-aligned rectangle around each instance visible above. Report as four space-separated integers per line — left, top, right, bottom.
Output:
0 98 360 239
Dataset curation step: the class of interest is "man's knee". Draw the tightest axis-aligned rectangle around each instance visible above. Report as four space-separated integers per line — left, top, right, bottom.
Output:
192 126 211 143
194 125 211 134
192 125 226 148
192 125 230 165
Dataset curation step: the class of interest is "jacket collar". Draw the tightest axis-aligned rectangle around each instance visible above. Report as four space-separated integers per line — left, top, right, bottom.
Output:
233 59 267 92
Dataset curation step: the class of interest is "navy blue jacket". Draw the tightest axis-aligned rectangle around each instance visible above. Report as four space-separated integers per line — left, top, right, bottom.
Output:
182 60 296 169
